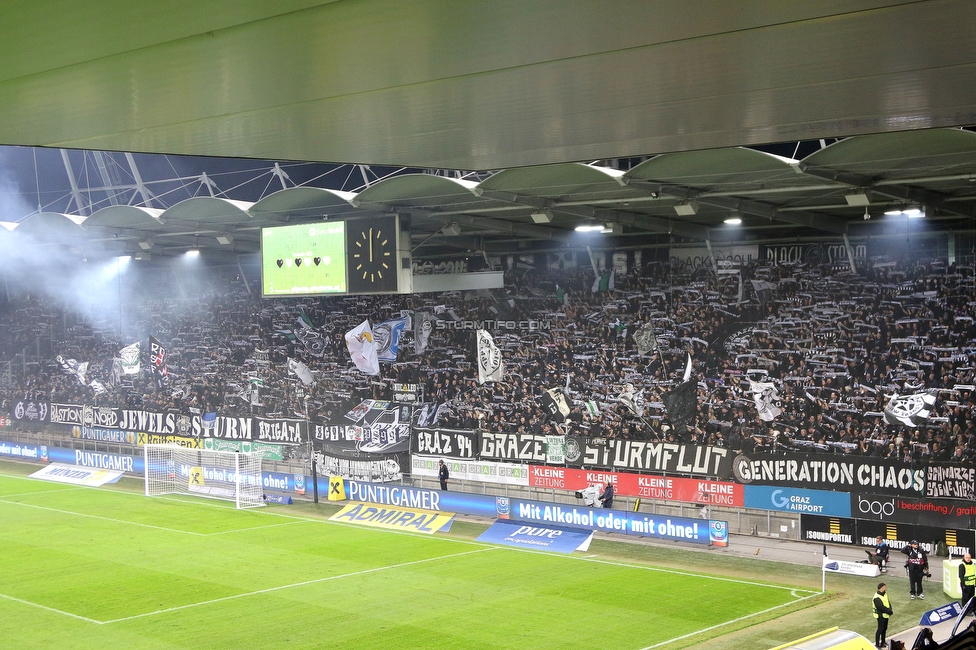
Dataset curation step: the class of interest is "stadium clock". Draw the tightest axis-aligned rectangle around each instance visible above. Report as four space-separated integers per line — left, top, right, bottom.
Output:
346 216 399 293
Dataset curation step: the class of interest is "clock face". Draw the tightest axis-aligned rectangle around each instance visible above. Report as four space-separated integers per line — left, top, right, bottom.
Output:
347 216 399 293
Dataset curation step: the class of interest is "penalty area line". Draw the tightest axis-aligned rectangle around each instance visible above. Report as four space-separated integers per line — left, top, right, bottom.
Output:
0 498 208 536
638 592 820 649
0 592 102 625
100 547 497 624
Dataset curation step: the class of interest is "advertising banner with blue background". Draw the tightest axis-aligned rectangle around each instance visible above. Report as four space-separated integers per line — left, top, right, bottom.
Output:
476 521 593 553
743 485 852 517
509 498 724 545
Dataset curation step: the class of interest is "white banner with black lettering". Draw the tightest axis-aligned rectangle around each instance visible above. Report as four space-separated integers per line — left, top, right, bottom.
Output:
411 455 529 486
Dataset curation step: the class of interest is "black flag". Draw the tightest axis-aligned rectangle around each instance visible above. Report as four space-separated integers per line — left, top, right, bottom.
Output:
662 380 698 433
540 388 571 423
148 336 169 387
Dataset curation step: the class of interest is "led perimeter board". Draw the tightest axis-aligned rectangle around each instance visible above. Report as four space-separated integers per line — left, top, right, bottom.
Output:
261 221 346 296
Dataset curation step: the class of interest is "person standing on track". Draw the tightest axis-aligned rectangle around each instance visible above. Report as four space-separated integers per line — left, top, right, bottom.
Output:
873 582 893 649
438 459 449 490
598 481 614 508
960 552 976 606
902 540 929 600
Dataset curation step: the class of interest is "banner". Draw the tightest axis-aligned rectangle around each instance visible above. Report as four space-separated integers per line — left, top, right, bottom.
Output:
29 463 125 487
545 436 565 464
732 452 925 496
330 502 455 534
476 521 593 553
343 479 500 518
476 329 503 384
203 439 285 461
412 428 478 459
528 466 743 506
925 464 976 500
799 514 857 545
254 417 306 444
12 400 49 422
802 514 974 556
479 433 734 478
508 498 722 545
743 485 851 517
850 493 974 528
136 432 202 448
822 554 880 577
411 455 529 486
344 320 380 375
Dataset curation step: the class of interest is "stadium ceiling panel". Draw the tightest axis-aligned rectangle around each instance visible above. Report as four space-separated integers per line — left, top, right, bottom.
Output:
0 1 974 169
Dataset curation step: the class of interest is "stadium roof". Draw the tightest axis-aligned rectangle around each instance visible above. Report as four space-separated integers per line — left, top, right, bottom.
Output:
4 128 976 259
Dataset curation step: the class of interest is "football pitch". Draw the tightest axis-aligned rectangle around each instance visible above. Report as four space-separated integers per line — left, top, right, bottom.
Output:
0 468 818 649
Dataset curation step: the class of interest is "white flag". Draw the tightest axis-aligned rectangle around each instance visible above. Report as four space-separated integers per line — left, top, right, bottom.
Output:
476 329 504 384
683 353 693 383
617 383 645 417
119 342 141 375
345 320 380 376
884 392 936 427
749 379 782 422
288 358 315 386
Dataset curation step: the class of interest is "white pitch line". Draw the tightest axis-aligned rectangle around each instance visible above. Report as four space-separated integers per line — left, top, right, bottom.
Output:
0 592 103 625
566 554 820 594
0 487 86 498
100 547 496 624
638 592 820 649
204 520 310 535
0 498 208 536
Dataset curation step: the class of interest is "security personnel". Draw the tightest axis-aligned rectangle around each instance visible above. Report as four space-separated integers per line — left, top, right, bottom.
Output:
959 552 976 605
902 539 929 599
873 582 893 649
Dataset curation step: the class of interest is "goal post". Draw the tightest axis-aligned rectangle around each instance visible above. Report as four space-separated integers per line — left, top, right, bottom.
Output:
144 443 265 509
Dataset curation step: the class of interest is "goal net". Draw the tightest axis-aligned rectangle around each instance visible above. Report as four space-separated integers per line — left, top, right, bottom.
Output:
144 443 265 509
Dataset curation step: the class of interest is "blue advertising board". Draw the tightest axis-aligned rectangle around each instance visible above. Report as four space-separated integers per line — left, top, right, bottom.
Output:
509 498 719 545
476 521 594 553
920 601 962 626
743 485 851 517
338 479 499 518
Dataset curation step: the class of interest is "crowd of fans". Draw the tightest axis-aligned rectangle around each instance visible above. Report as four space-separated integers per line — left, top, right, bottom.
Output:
2 252 976 466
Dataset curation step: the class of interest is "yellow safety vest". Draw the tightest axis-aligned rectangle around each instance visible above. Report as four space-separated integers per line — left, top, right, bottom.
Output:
873 592 891 619
963 561 976 587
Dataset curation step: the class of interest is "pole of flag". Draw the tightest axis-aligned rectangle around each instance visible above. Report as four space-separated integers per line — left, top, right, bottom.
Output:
822 545 827 593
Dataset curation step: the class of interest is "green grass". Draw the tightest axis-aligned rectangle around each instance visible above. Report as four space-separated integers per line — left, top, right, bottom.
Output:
0 463 818 649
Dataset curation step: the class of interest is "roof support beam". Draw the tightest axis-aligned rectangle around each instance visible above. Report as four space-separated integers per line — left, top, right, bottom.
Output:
475 187 710 240
798 164 975 218
628 180 849 235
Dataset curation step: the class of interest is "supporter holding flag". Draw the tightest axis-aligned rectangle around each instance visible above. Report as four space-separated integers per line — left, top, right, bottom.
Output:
288 358 315 386
748 379 782 422
148 336 168 387
119 342 141 374
345 320 380 376
476 329 503 384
